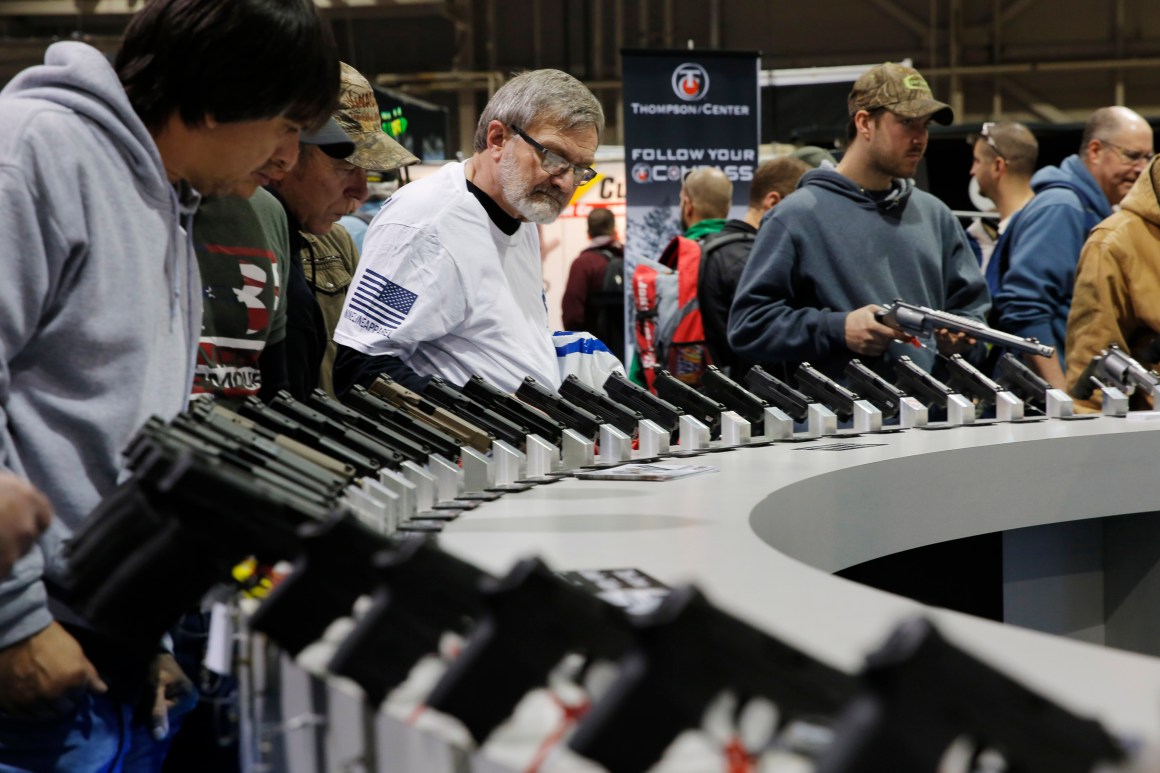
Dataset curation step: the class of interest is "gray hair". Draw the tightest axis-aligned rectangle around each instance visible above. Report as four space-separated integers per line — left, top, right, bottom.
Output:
473 69 605 152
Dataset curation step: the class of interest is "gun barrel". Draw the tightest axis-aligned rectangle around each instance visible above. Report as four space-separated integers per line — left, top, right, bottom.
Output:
878 300 1056 358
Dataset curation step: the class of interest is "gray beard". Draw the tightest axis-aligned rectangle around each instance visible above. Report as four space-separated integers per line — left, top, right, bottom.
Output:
498 152 566 224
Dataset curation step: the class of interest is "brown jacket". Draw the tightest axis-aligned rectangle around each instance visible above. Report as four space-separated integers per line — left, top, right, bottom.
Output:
1065 158 1160 410
302 224 359 397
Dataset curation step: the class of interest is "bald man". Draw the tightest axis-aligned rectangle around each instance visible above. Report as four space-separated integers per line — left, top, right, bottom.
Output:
995 106 1154 388
680 166 732 241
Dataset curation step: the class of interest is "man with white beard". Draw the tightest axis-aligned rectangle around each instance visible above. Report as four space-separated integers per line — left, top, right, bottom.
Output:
332 69 604 393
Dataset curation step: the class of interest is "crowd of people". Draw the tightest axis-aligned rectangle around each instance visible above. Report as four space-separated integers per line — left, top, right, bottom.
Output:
0 2 1154 768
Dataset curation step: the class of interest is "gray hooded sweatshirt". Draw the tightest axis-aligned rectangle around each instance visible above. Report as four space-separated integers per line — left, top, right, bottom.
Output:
0 42 202 647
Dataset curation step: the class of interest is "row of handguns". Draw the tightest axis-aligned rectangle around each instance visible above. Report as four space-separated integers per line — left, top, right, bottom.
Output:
60 424 1125 772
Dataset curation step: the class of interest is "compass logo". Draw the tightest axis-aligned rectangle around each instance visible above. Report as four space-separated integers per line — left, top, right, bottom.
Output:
671 63 709 102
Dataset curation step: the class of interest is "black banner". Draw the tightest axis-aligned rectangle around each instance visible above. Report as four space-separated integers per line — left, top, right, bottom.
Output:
621 49 761 266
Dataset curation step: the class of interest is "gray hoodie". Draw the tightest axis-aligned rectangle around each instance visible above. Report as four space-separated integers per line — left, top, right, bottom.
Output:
0 42 202 647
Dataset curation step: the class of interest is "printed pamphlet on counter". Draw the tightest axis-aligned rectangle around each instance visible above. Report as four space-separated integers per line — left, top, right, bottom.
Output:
573 462 718 481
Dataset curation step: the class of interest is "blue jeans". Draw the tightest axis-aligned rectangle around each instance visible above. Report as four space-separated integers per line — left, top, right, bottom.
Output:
0 688 194 773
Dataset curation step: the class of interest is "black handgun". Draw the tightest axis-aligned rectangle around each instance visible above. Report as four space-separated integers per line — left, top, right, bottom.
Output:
461 375 567 446
247 512 396 657
816 618 1124 773
267 391 407 471
653 369 726 437
1073 344 1160 401
516 376 604 439
996 352 1052 408
844 359 907 419
794 362 860 421
238 395 381 477
424 558 636 744
327 536 489 706
701 366 768 429
744 366 810 422
569 586 857 773
343 385 462 462
423 377 530 448
944 354 1009 407
559 374 643 436
892 356 958 409
64 425 342 646
307 388 436 465
602 372 684 434
134 418 333 509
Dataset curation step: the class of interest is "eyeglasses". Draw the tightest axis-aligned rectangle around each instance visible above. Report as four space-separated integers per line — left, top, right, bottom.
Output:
510 125 598 185
980 122 1005 160
1097 138 1155 166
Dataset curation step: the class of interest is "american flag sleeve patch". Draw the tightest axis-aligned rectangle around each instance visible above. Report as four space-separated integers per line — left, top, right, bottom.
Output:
349 269 419 330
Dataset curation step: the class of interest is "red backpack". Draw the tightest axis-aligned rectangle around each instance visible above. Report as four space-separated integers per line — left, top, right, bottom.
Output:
632 235 712 392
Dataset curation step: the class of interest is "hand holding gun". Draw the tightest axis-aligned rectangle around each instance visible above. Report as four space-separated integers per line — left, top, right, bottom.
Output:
876 299 1055 359
816 618 1125 773
569 586 857 773
424 558 636 743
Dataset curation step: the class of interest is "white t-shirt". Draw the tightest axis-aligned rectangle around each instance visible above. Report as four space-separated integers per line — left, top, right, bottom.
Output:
334 161 560 392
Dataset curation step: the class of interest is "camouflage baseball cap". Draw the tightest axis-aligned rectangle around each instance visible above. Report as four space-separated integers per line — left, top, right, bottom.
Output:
847 63 954 125
332 62 419 172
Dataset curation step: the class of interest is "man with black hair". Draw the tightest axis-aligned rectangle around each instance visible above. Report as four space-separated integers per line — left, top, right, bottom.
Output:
0 0 338 768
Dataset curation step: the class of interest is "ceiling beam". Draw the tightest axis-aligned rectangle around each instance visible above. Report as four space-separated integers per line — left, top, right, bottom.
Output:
866 0 927 39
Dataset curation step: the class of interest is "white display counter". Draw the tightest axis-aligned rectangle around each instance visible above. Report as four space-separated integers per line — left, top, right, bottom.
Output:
436 415 1160 760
